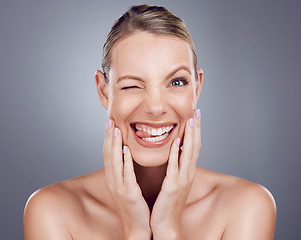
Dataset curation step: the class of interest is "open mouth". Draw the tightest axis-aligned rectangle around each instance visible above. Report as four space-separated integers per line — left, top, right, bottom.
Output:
131 123 176 144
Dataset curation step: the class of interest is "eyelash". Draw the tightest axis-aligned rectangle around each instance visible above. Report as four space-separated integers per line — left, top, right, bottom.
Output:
120 77 189 90
121 86 140 90
170 77 189 87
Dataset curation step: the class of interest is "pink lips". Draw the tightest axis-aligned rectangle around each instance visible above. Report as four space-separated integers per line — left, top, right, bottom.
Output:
131 122 176 148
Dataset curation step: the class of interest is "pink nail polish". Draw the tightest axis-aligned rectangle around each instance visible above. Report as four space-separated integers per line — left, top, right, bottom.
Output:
189 118 194 127
123 146 128 154
176 138 180 146
105 121 108 130
196 109 201 119
114 127 118 136
108 119 112 128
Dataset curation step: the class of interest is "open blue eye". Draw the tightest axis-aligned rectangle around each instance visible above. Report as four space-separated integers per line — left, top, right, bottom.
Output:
170 77 189 87
171 80 183 86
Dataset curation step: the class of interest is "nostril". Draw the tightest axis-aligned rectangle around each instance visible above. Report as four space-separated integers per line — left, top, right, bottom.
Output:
142 92 168 118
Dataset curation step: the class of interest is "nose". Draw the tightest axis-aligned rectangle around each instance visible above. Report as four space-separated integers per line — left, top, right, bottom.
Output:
143 88 167 118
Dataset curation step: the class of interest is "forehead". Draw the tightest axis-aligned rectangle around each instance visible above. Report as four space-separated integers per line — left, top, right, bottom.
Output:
110 32 194 79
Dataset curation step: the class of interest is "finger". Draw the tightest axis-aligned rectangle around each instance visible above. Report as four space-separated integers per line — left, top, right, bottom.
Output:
192 109 201 167
111 126 123 187
103 119 114 183
179 117 194 175
166 138 180 179
123 146 138 187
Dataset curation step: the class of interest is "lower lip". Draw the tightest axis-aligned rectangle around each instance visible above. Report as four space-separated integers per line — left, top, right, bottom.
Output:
131 125 176 148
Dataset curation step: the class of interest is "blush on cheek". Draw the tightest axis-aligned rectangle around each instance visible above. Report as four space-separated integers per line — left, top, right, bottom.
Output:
109 95 142 142
172 94 195 117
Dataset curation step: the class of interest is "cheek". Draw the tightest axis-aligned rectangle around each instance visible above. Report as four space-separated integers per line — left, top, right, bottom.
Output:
109 93 140 117
108 94 142 136
168 92 195 139
169 92 195 118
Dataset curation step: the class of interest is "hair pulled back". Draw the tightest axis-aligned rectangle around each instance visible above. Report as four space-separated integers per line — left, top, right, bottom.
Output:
102 4 197 82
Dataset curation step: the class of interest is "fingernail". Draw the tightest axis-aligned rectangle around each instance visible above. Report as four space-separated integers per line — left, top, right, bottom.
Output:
196 109 201 119
105 121 108 130
108 119 112 128
114 127 118 136
200 68 204 74
176 138 180 146
189 118 194 127
123 146 128 154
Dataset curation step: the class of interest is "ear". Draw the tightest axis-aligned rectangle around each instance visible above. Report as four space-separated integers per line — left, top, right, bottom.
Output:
195 68 203 101
95 70 109 110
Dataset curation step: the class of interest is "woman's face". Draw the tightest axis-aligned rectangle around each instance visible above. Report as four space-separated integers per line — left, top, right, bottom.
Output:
101 32 202 167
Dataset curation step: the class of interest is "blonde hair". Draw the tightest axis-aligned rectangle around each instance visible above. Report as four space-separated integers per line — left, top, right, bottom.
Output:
102 4 197 82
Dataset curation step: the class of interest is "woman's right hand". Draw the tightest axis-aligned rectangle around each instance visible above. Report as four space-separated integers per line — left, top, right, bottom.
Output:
103 119 151 240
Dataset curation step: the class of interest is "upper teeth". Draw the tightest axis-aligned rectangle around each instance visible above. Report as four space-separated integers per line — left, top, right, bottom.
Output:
135 124 174 136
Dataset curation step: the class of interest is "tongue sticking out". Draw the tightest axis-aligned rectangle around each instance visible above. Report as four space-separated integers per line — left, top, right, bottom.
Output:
136 130 152 138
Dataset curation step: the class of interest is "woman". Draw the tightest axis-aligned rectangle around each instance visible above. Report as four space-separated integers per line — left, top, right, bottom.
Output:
24 5 276 239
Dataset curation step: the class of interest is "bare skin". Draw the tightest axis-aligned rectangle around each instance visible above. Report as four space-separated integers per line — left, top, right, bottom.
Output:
24 168 276 239
24 32 276 239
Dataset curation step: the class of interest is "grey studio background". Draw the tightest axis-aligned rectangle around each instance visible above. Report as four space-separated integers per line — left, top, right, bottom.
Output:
0 0 300 239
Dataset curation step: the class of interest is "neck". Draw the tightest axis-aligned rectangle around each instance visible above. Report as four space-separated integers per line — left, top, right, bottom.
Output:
134 161 167 211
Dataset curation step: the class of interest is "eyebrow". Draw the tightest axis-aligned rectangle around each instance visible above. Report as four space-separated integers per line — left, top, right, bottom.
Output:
166 65 192 79
116 65 192 83
117 75 143 83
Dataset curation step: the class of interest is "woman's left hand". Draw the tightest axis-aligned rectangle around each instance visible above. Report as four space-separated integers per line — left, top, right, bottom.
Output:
150 109 201 239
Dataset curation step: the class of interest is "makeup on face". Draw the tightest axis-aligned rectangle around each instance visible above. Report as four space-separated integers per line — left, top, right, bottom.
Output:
106 32 199 166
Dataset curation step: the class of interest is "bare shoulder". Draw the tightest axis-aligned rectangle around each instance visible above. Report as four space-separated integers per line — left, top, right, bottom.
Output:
222 177 276 239
215 172 276 208
24 169 109 240
196 168 277 239
24 180 76 239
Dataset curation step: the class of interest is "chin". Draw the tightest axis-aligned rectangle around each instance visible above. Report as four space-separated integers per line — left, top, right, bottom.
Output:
131 147 170 167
